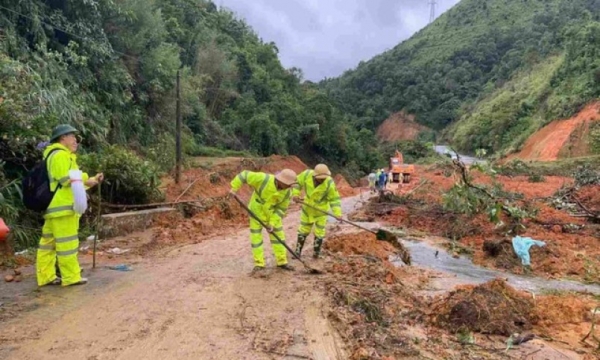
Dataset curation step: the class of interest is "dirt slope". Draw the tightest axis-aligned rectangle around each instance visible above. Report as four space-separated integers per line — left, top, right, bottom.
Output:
376 111 429 142
511 102 600 161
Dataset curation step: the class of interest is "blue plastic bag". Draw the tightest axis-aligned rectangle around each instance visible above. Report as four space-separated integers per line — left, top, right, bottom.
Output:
512 236 546 266
108 264 133 271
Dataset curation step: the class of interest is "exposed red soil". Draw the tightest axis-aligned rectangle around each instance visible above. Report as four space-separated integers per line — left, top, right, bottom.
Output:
333 174 358 197
576 185 600 212
165 155 356 203
325 232 397 261
153 156 359 252
376 111 429 142
431 279 596 353
511 102 600 161
376 165 600 282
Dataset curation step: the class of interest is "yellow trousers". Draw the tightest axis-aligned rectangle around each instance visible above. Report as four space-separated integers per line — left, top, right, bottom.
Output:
37 215 82 286
248 201 287 267
298 207 327 238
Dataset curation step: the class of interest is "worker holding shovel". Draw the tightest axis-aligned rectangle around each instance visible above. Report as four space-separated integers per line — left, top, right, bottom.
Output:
229 169 298 275
292 164 342 259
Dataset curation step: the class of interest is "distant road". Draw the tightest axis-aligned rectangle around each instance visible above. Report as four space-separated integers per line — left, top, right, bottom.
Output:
434 145 484 165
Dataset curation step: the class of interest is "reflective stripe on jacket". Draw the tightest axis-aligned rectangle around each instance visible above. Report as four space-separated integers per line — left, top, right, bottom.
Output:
292 170 342 218
43 143 89 219
231 171 292 226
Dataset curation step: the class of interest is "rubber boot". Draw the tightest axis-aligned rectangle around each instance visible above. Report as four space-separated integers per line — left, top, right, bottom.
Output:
295 234 307 258
313 238 324 259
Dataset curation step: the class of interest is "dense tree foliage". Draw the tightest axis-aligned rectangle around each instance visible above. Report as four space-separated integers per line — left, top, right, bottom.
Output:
0 0 383 249
0 0 382 171
322 0 600 154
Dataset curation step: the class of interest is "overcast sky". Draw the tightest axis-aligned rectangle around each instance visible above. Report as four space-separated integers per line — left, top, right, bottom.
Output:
219 0 461 81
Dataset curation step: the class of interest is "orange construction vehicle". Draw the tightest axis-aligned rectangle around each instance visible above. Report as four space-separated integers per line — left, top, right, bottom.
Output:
389 150 414 183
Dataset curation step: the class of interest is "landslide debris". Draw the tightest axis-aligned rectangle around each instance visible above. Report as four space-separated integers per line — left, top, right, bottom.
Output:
431 279 536 336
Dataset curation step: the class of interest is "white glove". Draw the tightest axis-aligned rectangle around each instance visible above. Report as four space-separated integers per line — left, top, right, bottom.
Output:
69 170 88 215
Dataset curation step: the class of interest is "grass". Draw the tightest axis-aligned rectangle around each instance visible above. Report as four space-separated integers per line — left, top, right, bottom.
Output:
448 55 564 153
502 156 600 177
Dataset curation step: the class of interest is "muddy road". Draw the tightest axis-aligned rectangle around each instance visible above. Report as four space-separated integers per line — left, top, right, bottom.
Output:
1 189 598 359
0 197 350 360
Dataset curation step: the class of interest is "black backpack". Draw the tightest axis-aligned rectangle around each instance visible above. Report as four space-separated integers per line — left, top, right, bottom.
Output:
22 149 63 212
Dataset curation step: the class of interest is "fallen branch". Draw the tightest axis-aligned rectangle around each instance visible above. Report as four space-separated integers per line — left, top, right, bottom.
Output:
402 179 429 197
572 196 600 220
581 307 600 350
174 178 200 202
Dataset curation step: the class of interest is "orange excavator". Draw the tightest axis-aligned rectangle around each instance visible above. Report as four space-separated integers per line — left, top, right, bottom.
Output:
389 150 414 183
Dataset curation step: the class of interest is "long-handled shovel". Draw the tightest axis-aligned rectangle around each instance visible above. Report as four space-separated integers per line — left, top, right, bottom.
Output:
299 200 411 265
93 184 101 269
232 194 323 274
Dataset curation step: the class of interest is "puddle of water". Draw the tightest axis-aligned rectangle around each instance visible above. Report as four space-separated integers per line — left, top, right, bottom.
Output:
400 239 600 295
335 194 600 295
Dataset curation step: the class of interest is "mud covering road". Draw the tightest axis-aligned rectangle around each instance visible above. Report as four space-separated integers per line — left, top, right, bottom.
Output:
0 196 352 360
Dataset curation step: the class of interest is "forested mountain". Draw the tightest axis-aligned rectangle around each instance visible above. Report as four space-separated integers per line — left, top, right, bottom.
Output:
1 0 386 246
0 0 382 177
322 0 600 155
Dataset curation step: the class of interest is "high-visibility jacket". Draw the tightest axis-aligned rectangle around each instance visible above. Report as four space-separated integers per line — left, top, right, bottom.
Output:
231 171 292 227
43 143 89 219
293 170 342 218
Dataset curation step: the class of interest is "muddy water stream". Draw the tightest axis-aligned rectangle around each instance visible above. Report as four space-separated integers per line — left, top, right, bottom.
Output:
335 193 600 295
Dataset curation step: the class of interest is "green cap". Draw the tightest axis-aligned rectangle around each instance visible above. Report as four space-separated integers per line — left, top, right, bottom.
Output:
50 124 78 142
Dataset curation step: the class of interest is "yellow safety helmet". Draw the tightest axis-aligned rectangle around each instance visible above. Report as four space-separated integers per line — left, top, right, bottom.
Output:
313 164 331 180
275 169 297 186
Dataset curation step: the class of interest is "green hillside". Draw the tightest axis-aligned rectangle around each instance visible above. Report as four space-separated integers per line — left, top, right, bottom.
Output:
322 0 600 154
0 0 382 171
0 0 382 248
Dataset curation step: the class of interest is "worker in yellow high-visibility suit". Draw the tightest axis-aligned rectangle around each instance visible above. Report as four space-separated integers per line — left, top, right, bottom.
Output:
229 169 297 275
292 164 342 259
37 124 103 287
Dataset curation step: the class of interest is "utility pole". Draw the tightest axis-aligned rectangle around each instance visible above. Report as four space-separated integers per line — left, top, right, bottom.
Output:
428 0 437 24
175 70 182 184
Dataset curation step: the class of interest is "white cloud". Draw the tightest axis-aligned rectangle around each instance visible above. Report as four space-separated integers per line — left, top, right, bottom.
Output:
220 0 461 81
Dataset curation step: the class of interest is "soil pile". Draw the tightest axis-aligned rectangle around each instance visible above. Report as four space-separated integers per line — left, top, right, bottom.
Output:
323 232 428 359
577 185 600 212
334 174 358 197
325 232 397 261
431 279 537 336
259 155 308 175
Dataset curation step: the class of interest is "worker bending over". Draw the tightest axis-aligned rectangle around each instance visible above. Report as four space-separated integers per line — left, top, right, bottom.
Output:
229 169 297 275
292 164 342 259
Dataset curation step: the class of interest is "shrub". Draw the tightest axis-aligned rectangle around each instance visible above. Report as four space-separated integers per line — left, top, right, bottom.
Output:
528 173 545 183
573 164 600 186
0 162 40 251
80 146 164 205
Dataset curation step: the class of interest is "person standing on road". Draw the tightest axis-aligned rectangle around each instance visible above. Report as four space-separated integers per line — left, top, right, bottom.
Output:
229 169 297 275
367 171 377 193
37 124 103 287
292 164 342 259
378 169 387 191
